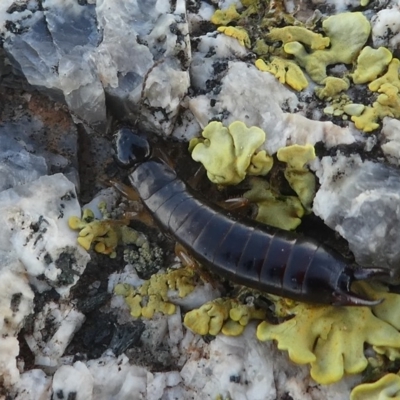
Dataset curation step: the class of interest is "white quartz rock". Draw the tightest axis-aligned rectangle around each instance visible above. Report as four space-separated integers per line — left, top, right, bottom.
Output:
0 336 21 388
180 324 277 399
190 33 249 91
313 154 400 276
0 174 89 388
52 362 94 400
10 369 52 400
0 268 34 337
0 250 33 390
0 173 89 295
381 117 400 166
371 7 400 50
25 301 85 369
86 353 148 399
188 61 355 154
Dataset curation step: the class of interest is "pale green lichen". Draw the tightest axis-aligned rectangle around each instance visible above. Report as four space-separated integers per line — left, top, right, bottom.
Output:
350 374 400 400
242 143 316 229
255 57 308 91
277 144 316 211
211 4 241 26
217 26 251 48
244 178 305 230
315 77 350 100
184 298 267 336
351 46 393 85
69 207 148 258
352 58 400 132
265 26 330 50
343 103 366 117
115 266 199 319
284 12 370 84
323 94 352 119
190 121 273 185
256 286 400 385
210 3 399 132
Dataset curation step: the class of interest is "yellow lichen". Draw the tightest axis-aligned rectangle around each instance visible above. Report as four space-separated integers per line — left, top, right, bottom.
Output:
266 26 330 50
315 77 350 100
255 57 308 91
69 207 147 258
368 58 400 92
350 374 400 400
352 46 393 85
352 58 400 132
351 106 381 132
257 291 400 385
190 121 272 185
69 209 120 257
343 103 365 117
277 144 316 210
217 26 251 48
244 177 304 230
247 150 274 176
323 94 352 119
184 298 267 336
115 266 199 319
276 144 315 170
284 12 371 84
211 4 241 26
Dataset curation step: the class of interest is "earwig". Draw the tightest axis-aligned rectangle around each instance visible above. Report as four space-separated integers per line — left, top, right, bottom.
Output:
113 127 387 306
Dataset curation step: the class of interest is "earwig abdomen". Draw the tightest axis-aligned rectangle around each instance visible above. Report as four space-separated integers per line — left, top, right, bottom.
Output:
128 156 380 306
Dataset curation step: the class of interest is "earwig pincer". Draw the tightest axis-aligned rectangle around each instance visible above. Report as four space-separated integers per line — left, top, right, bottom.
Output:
113 127 388 306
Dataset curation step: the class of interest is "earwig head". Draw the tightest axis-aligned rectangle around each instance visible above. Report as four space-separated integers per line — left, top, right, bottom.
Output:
114 127 151 168
332 267 389 306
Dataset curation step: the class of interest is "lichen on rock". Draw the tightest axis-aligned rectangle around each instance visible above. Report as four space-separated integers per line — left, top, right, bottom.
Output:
184 298 266 337
257 285 400 385
190 121 272 185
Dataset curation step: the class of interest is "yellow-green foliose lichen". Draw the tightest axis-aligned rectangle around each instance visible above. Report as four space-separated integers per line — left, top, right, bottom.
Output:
255 57 308 91
243 177 305 230
184 298 267 336
350 374 400 400
211 4 241 26
217 26 251 48
284 12 370 84
257 283 400 385
351 46 393 85
315 77 350 100
190 121 273 185
69 207 147 258
115 266 199 319
211 3 400 132
276 144 316 211
265 26 330 50
352 58 400 132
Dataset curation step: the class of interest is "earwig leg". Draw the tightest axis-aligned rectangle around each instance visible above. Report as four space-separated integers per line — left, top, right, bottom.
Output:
332 290 383 307
187 165 206 189
353 267 390 280
174 243 218 287
153 148 175 169
108 179 141 202
175 243 197 268
218 197 250 211
124 209 156 228
108 179 156 227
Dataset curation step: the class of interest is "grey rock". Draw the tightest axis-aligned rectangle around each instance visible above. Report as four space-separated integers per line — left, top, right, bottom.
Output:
2 0 190 132
314 154 400 279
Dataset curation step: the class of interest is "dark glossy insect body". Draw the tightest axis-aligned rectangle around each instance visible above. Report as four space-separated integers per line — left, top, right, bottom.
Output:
115 128 385 306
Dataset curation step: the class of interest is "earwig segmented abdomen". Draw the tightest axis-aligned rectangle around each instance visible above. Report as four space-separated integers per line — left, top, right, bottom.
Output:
128 158 378 305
